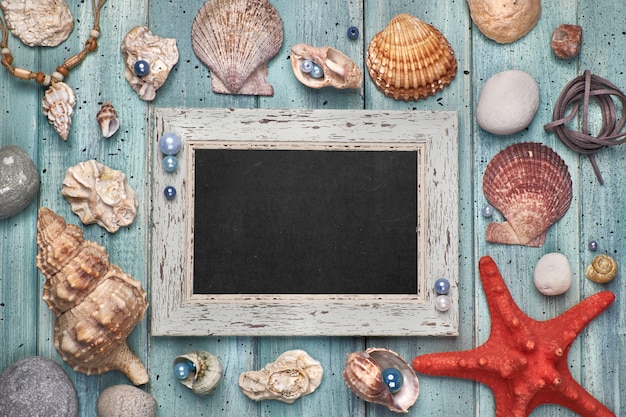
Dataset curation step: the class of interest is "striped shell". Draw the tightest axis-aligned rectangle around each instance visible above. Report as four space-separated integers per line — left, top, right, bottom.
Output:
366 14 457 101
482 142 572 247
42 82 76 141
96 102 120 138
191 0 283 96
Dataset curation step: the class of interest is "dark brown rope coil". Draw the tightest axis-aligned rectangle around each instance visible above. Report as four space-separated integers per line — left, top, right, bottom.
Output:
544 70 626 185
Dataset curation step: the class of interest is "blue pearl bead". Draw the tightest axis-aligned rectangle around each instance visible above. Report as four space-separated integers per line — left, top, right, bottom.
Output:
310 64 323 79
588 240 598 251
347 26 359 40
162 155 178 172
381 368 403 393
133 60 150 77
164 186 177 200
434 278 450 295
174 361 192 380
481 203 494 218
159 132 182 155
300 59 314 74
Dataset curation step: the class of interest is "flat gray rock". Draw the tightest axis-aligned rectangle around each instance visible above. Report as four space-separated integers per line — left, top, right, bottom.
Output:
97 385 157 417
0 145 39 219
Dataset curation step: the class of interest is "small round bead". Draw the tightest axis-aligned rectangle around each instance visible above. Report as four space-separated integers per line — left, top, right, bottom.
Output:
162 155 178 172
381 368 403 393
435 295 452 312
481 203 494 217
347 26 359 40
51 71 64 82
434 278 450 295
1 47 10 55
174 360 193 380
134 59 150 77
164 186 177 200
159 132 182 155
89 29 101 39
300 59 314 74
310 64 323 79
588 240 598 251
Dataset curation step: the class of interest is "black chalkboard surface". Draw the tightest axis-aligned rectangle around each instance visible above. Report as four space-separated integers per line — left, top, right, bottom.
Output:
193 148 418 295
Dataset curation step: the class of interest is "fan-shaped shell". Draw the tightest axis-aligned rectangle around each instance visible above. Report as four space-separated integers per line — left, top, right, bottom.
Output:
0 0 74 47
174 351 222 395
482 142 572 247
366 14 457 101
42 82 76 141
290 44 362 89
191 0 283 96
97 102 120 138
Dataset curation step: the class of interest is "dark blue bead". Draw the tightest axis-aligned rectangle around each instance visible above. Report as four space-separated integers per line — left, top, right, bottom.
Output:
434 278 450 295
133 60 150 77
381 368 403 393
347 26 359 40
164 186 177 200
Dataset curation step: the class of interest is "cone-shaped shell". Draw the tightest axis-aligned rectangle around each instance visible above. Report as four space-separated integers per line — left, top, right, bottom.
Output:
173 351 223 395
42 82 76 141
343 348 419 413
191 0 283 96
366 14 457 101
290 43 362 89
482 142 572 247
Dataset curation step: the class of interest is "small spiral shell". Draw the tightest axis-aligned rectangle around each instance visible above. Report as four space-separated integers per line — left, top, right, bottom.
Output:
96 102 120 138
585 254 618 284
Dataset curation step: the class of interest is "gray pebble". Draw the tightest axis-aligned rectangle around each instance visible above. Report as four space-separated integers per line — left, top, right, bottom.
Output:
97 385 157 417
0 356 78 417
0 145 39 219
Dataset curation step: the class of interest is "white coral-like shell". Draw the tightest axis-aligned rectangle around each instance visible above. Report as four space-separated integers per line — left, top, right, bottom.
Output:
290 44 362 89
121 26 179 101
238 350 323 403
97 102 120 138
42 82 76 141
61 160 138 233
0 0 74 46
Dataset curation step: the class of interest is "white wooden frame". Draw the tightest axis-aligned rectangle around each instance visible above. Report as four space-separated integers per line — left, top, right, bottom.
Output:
150 108 459 336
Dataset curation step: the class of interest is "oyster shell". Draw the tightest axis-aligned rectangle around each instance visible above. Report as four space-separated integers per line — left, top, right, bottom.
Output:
96 102 120 138
468 0 541 44
586 254 618 284
61 160 138 233
343 348 419 413
191 0 283 96
36 207 148 385
121 26 179 101
173 351 222 395
482 142 572 247
290 43 362 89
42 82 76 141
238 349 323 403
0 0 73 47
366 14 457 101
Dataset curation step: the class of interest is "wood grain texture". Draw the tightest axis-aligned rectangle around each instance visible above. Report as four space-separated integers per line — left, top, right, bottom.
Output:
0 0 623 416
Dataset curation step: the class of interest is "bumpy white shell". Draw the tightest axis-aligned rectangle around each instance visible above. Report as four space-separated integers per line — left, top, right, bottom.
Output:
61 160 138 233
42 82 76 141
290 44 362 89
121 26 179 101
96 102 120 138
533 252 572 296
238 350 323 403
174 351 222 395
0 0 73 46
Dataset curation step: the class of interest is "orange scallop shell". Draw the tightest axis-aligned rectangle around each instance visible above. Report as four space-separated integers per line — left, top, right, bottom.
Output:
366 14 457 101
482 142 572 247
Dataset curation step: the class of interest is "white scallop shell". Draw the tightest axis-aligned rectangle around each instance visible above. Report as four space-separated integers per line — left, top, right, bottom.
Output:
42 82 76 141
121 26 179 101
290 43 362 89
0 0 73 47
61 160 138 233
96 102 120 138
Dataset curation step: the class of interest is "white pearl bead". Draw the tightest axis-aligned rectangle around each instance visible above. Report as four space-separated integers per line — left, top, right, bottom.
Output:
435 295 451 312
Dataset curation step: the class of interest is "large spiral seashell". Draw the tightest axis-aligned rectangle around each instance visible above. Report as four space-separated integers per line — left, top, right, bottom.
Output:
343 348 419 413
173 351 222 395
36 207 149 385
586 254 618 284
42 82 76 141
366 14 457 101
290 43 362 89
96 102 120 138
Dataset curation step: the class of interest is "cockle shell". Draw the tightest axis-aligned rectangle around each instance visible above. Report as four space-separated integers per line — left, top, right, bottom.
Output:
121 26 179 101
191 0 283 96
343 348 419 413
61 160 138 233
366 14 457 101
290 43 362 89
468 0 541 44
586 254 618 284
173 351 222 395
238 350 323 403
0 0 73 47
42 82 76 141
96 102 120 138
36 207 148 385
482 142 572 247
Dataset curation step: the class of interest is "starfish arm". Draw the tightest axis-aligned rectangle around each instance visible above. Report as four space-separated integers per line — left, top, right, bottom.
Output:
530 378 616 417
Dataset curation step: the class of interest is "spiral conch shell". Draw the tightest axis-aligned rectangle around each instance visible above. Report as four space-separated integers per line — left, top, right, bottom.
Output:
42 82 76 141
0 0 74 47
366 14 457 101
343 348 419 413
290 44 362 89
36 207 149 385
482 142 572 247
173 351 222 395
238 350 323 403
586 254 618 284
96 102 120 138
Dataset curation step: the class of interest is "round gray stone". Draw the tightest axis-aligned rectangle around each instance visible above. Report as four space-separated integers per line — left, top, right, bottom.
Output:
0 145 39 219
0 356 78 417
97 385 157 417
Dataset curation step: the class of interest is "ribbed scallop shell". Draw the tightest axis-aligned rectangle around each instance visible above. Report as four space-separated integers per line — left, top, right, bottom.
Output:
42 82 76 141
191 0 283 96
482 142 572 247
290 44 362 89
97 102 120 138
366 14 457 101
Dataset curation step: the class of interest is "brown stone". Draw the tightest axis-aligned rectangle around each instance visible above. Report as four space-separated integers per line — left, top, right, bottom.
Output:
551 24 583 59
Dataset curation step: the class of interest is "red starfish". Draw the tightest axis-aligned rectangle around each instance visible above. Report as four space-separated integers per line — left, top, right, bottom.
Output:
413 255 616 417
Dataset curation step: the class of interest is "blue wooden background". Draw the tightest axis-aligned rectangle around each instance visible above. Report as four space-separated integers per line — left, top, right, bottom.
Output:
1 1 624 416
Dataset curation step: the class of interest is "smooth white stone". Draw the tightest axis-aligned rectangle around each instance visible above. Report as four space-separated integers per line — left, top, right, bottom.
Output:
533 252 572 296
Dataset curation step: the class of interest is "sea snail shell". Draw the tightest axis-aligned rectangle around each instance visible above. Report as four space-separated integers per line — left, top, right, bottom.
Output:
173 351 222 395
290 43 362 89
586 254 618 284
343 348 419 413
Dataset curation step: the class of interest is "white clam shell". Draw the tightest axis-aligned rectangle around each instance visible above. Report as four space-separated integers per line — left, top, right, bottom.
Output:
42 82 76 141
173 351 222 395
96 102 120 138
533 252 572 296
0 0 73 47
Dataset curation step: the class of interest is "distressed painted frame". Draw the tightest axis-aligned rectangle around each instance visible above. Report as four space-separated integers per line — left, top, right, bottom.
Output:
150 108 459 336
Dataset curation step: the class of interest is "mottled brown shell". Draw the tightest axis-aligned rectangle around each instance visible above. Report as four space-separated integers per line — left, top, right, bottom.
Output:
586 254 618 284
482 142 572 247
366 14 457 101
